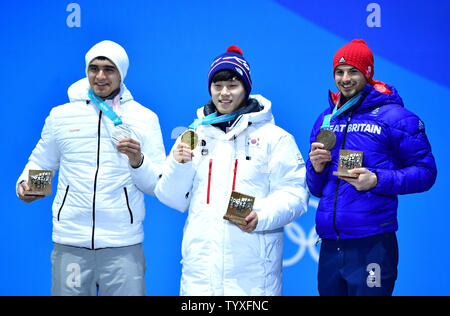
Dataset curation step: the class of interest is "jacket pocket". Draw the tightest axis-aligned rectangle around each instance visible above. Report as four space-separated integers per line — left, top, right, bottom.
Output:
57 185 70 221
124 187 134 224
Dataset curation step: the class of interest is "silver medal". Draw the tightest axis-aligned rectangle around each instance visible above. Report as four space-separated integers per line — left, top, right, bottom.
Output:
111 123 132 145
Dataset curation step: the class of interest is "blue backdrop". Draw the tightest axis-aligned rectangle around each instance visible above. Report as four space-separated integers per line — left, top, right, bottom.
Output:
1 0 448 296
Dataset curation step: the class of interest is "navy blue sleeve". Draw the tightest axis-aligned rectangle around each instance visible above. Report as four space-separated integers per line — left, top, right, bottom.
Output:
371 111 437 196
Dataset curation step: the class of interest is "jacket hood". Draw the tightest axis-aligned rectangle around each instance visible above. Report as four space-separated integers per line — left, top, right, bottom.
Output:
328 80 404 112
67 78 133 104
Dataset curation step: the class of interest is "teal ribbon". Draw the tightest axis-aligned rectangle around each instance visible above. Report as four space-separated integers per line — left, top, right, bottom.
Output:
88 89 123 126
188 106 247 130
320 92 363 130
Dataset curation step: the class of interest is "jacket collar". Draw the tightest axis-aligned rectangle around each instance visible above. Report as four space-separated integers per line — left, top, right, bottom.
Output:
67 78 133 104
196 94 274 141
328 81 404 112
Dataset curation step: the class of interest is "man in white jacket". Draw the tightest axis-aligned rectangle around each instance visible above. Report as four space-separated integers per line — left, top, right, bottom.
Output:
16 40 166 296
155 46 309 296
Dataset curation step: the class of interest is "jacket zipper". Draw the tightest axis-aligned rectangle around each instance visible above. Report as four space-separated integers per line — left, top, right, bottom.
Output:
124 187 134 224
332 92 368 240
207 159 213 204
91 111 102 249
57 185 70 221
333 110 354 241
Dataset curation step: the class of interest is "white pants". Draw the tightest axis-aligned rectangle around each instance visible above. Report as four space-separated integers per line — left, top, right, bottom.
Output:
51 243 146 296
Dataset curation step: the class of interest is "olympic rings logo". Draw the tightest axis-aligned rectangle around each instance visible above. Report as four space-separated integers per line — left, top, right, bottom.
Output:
283 198 320 266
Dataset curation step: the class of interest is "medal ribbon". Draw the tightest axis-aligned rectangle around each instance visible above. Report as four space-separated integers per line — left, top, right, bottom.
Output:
88 89 123 126
320 92 363 130
188 106 248 130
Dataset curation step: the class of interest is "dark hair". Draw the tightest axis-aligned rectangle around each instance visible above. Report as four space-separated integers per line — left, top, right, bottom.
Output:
89 56 111 64
211 70 242 84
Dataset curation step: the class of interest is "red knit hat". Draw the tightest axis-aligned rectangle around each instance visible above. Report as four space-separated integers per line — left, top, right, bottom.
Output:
333 39 374 83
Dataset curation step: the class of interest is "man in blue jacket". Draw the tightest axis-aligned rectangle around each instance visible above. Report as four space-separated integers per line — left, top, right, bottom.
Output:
307 39 437 296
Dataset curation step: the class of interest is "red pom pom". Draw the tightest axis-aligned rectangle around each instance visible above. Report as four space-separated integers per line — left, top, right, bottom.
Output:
351 39 367 45
226 45 243 55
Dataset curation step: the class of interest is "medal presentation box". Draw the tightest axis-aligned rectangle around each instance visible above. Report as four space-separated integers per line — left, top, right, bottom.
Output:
333 150 364 178
24 170 53 196
223 191 255 226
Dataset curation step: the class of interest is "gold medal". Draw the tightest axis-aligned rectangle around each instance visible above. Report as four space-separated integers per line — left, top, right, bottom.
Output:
181 130 199 150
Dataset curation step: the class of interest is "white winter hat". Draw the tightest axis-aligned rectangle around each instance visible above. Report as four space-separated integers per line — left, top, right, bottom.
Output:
85 40 129 83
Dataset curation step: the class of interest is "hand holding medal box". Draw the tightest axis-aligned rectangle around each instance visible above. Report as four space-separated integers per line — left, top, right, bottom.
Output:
223 191 255 226
333 150 364 178
24 170 53 196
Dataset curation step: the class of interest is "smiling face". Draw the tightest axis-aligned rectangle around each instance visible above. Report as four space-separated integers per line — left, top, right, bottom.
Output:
334 65 368 99
210 78 247 114
87 58 121 98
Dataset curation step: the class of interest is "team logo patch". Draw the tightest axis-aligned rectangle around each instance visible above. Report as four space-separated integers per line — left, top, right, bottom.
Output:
296 152 304 165
418 120 425 131
370 107 380 116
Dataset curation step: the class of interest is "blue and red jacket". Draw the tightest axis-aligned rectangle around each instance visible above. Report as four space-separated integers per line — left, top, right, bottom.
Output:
306 82 437 240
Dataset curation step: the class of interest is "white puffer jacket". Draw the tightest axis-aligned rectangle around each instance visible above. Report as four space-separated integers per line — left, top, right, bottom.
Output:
17 78 166 249
155 95 309 296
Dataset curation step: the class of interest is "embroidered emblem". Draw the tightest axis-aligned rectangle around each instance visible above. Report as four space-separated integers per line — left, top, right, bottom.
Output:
247 138 260 147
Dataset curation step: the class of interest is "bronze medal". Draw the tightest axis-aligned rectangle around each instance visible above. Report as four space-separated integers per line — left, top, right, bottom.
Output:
181 130 199 150
317 129 336 150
